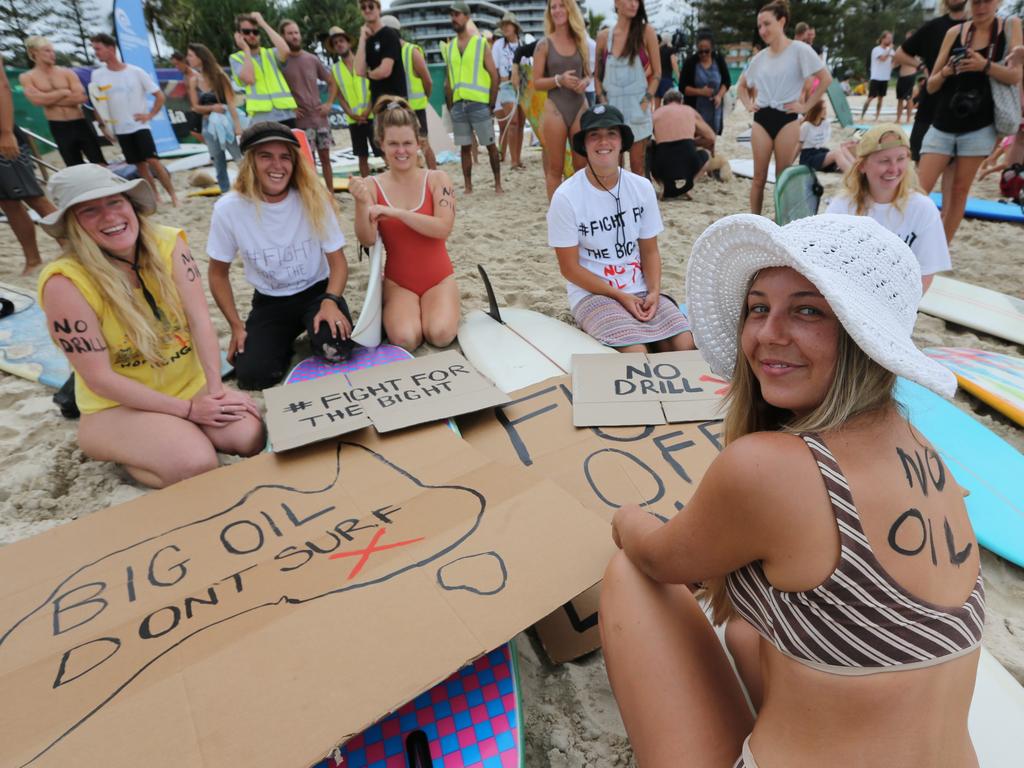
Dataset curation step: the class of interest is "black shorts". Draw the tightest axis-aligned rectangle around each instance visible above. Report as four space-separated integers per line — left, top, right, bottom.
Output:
117 128 157 164
0 126 44 201
799 146 836 172
868 79 889 98
234 279 354 390
415 109 429 138
650 138 709 197
753 107 798 140
49 118 105 167
347 120 381 158
896 74 916 101
655 76 675 98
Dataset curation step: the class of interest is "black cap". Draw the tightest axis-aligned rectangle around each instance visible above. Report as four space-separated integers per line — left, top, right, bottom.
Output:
239 121 300 154
571 104 634 156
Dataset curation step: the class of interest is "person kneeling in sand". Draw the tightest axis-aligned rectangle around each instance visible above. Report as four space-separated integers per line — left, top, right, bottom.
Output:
208 122 355 390
826 124 949 293
350 97 459 352
650 89 716 200
38 164 264 488
547 104 695 353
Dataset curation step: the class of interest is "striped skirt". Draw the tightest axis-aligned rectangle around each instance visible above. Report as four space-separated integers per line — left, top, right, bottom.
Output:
571 292 691 347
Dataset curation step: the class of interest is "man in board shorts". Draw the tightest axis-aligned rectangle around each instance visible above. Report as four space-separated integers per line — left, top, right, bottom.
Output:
89 33 178 206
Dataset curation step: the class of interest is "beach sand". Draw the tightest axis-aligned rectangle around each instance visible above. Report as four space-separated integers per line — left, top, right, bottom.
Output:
1 95 1021 765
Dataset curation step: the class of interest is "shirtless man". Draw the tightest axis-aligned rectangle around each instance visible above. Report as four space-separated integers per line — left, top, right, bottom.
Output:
20 37 105 167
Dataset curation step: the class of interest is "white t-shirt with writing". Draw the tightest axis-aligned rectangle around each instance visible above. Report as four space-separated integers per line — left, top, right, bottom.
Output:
800 119 831 148
743 41 823 110
826 192 950 277
870 45 894 82
547 169 663 309
90 64 159 135
207 189 345 296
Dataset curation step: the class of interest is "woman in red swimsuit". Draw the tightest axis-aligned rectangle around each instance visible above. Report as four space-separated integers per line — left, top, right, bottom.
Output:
350 97 459 351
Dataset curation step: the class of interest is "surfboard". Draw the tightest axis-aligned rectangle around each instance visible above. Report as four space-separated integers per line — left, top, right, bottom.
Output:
0 282 71 388
918 275 1024 345
896 378 1024 568
457 267 612 391
826 80 854 128
729 158 776 184
283 348 524 768
517 63 574 179
350 239 384 349
929 192 1024 224
924 347 1024 427
87 82 111 125
773 165 822 225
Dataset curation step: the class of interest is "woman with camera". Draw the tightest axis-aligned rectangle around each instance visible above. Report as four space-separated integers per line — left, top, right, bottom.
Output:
917 0 1022 243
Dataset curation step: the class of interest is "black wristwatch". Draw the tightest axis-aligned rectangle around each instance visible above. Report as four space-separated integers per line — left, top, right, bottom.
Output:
319 292 345 308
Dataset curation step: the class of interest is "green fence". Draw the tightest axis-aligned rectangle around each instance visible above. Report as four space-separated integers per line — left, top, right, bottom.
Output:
5 67 53 144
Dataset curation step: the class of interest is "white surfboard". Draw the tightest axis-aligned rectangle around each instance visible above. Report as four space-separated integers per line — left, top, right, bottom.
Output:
918 275 1024 346
729 158 777 184
351 238 383 348
87 82 111 124
165 150 213 173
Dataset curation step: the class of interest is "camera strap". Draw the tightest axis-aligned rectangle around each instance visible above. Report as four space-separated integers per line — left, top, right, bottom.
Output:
961 18 1001 63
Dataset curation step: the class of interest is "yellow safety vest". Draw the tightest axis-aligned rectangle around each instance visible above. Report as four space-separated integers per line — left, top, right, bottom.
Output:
331 58 372 124
402 42 427 110
446 35 491 104
230 47 297 114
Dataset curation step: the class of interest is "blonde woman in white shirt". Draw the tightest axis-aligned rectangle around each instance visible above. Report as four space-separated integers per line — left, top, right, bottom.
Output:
825 123 949 293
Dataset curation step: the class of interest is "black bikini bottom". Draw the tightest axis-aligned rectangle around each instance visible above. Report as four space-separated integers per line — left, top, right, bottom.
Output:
754 107 798 140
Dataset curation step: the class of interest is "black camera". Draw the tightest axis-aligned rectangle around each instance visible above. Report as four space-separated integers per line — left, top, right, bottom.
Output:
949 88 983 118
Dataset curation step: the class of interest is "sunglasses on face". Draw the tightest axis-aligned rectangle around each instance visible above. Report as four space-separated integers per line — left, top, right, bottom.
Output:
240 28 259 35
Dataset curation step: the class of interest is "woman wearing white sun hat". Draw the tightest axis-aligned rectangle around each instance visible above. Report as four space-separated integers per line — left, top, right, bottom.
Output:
599 213 982 768
37 164 264 488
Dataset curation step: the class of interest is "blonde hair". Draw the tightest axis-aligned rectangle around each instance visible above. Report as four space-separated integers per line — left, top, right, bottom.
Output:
544 0 590 77
25 36 50 62
233 140 338 238
62 209 185 368
840 133 918 216
702 285 896 625
372 95 420 145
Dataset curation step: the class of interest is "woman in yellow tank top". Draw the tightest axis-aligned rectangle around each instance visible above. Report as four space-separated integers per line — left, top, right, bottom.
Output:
38 164 264 488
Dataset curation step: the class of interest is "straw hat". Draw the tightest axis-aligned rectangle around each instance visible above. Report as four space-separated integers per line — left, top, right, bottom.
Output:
40 164 155 239
686 213 956 398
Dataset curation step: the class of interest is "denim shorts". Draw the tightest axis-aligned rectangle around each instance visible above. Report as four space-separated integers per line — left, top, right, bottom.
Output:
920 124 997 158
450 100 495 146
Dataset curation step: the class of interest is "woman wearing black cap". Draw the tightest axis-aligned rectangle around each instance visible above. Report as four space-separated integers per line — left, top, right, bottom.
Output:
207 121 355 390
547 104 694 352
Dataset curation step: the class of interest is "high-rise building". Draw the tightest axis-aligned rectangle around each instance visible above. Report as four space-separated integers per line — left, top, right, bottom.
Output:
389 0 579 64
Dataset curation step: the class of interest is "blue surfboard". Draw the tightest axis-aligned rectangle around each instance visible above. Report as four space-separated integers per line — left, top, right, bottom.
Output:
896 378 1024 568
929 192 1024 224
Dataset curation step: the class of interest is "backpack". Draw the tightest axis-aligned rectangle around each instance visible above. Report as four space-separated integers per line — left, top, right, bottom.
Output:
999 163 1024 206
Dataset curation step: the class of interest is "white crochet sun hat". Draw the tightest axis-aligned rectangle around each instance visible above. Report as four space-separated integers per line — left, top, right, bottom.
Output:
686 213 956 399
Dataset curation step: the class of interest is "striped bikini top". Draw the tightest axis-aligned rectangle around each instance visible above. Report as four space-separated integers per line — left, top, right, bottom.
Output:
726 434 985 676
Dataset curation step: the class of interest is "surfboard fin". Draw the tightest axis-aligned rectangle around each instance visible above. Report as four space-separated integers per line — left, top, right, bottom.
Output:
405 730 432 767
477 264 504 324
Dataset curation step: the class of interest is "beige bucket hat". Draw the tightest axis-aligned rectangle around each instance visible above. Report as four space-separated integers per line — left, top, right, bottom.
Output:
40 163 155 239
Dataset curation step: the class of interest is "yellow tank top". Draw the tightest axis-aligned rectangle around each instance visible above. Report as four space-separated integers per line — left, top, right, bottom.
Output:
38 225 206 415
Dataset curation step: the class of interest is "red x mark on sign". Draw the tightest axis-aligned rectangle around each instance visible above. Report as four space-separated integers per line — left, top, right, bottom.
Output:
699 374 730 396
329 527 426 580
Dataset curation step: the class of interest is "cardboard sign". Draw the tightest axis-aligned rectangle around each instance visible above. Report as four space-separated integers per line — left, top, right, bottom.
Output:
572 351 728 427
458 376 724 662
0 424 614 768
349 351 509 433
264 351 510 450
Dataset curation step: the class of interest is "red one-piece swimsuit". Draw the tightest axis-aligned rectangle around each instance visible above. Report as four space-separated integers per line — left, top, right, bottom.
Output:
374 172 454 297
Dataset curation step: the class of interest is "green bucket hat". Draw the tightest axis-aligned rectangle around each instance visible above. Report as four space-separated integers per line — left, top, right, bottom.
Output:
571 104 635 157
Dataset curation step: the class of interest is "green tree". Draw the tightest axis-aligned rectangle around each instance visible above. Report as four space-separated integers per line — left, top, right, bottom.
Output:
50 0 105 64
160 0 277 65
833 0 925 78
587 10 606 40
0 0 49 67
286 0 362 57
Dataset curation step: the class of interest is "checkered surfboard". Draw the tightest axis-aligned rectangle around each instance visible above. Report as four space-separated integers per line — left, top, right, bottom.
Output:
289 347 525 768
313 643 523 768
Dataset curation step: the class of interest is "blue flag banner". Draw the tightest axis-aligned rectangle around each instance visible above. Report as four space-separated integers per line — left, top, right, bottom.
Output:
113 0 180 154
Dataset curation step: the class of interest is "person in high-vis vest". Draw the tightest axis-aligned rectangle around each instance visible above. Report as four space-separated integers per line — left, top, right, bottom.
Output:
380 15 438 170
445 2 502 194
230 12 297 127
328 26 378 178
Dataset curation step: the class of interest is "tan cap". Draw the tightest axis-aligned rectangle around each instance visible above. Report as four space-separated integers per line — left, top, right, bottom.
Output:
327 26 352 42
856 123 911 157
380 14 401 30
